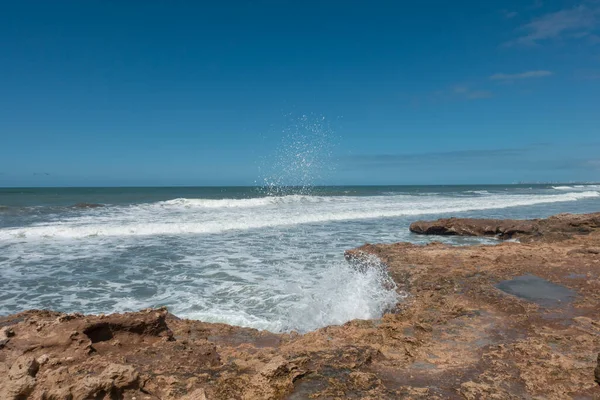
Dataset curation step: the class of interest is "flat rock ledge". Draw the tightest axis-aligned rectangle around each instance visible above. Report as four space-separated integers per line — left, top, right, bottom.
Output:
2 212 600 399
409 212 600 241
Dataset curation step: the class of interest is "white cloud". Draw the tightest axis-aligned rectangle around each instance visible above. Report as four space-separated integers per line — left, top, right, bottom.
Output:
490 70 554 81
506 5 599 46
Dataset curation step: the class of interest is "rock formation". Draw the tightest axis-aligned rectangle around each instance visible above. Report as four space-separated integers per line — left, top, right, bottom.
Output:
409 212 600 241
2 212 600 399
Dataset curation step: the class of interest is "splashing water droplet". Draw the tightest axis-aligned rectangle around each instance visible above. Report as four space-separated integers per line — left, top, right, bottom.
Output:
258 114 336 196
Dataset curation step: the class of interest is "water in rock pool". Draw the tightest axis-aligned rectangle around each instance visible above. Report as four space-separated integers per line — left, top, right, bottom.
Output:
1 184 599 332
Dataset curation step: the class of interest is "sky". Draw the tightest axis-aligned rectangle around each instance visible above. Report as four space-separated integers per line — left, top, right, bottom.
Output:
1 0 599 186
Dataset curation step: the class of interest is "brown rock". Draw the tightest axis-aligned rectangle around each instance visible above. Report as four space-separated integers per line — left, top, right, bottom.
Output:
80 307 173 343
0 356 40 399
349 371 380 390
71 363 140 399
181 388 208 400
8 356 39 379
409 212 600 241
1 327 15 338
1 212 600 399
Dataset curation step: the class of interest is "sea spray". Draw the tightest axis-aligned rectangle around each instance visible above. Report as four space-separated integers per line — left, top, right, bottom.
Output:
257 114 336 196
175 258 402 333
276 258 403 333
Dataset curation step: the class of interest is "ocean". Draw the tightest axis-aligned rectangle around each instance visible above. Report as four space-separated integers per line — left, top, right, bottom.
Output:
1 184 599 333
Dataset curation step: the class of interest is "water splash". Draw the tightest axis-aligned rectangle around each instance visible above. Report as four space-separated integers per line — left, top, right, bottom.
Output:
276 257 403 332
258 114 336 196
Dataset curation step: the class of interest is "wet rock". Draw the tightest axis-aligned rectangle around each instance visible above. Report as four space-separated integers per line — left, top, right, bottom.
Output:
409 217 537 238
495 274 576 307
410 212 600 241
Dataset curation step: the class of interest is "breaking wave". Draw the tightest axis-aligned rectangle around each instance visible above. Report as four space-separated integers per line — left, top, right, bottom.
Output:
157 195 346 209
1 191 598 240
553 184 600 191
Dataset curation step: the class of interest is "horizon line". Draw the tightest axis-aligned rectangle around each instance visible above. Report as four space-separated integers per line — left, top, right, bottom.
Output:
1 182 599 189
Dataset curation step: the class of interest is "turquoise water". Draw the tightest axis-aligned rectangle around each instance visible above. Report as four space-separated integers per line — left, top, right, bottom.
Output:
1 184 599 332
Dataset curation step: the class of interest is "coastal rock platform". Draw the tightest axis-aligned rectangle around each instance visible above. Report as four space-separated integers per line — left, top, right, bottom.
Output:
408 212 600 241
2 213 600 399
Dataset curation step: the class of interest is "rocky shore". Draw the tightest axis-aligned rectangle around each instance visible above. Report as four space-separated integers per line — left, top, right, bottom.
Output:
2 212 600 399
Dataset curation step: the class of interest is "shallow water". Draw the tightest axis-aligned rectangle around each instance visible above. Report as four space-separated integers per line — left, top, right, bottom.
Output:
496 274 576 307
1 184 599 332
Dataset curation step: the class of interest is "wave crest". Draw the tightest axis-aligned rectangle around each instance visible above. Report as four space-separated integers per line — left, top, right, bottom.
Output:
157 195 345 209
1 191 598 240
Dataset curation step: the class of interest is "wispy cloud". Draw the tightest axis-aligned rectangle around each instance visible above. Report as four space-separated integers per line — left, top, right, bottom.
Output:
574 68 600 80
467 90 493 99
587 160 600 168
340 148 527 170
531 0 544 10
555 158 600 170
490 70 553 81
505 5 600 46
452 85 493 100
340 146 600 174
503 10 519 19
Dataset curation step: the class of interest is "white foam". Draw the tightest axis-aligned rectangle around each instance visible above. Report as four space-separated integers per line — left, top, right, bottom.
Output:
176 258 401 333
2 189 599 333
158 197 275 208
1 191 597 240
156 195 344 209
465 190 490 195
553 185 600 191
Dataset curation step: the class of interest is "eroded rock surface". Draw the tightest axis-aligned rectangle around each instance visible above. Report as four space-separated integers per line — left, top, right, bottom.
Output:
1 212 600 399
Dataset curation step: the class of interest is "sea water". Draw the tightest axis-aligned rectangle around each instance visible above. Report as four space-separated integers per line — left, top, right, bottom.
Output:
1 184 599 332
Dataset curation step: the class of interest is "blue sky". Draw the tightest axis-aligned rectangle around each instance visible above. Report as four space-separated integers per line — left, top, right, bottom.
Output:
1 0 599 186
